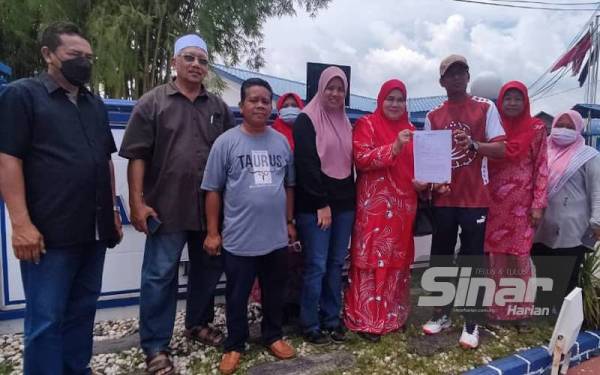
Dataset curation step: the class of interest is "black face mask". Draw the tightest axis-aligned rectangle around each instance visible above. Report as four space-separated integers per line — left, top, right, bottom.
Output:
59 56 92 86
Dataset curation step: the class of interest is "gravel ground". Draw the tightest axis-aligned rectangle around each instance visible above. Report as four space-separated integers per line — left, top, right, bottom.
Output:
0 302 556 375
0 304 256 375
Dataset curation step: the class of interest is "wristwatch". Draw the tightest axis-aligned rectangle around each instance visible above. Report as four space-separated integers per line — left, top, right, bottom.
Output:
113 205 120 213
469 138 480 152
287 218 296 225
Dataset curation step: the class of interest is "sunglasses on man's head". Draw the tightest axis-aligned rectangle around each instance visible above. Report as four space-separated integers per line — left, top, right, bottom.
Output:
180 54 209 66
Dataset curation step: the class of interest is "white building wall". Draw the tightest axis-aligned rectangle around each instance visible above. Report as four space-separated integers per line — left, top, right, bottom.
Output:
220 78 241 106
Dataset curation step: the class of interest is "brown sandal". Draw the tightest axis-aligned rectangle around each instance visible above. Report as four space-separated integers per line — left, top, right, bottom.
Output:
184 326 224 347
146 351 175 375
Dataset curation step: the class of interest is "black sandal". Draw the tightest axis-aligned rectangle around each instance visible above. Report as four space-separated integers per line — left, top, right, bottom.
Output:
146 351 175 375
184 326 224 347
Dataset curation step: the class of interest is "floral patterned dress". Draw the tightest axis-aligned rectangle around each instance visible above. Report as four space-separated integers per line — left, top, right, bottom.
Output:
485 121 548 320
344 114 417 334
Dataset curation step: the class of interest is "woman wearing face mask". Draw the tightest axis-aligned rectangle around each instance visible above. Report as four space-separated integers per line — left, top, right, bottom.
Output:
272 93 304 150
344 79 424 342
532 110 600 301
294 66 355 345
484 81 548 324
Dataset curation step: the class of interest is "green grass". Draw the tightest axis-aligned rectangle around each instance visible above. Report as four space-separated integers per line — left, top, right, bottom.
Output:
189 273 555 374
335 322 552 375
189 319 554 375
0 362 13 375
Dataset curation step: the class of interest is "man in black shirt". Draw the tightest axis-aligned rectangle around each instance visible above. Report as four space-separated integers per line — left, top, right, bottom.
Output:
0 22 121 374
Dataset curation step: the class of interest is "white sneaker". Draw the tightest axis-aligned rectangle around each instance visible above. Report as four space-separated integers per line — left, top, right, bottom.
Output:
459 324 479 349
422 315 452 335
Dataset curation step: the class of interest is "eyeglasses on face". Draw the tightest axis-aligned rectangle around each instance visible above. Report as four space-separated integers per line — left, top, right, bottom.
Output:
384 97 406 105
180 54 209 66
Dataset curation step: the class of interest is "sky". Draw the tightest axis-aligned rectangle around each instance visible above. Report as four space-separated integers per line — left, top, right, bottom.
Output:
250 0 598 114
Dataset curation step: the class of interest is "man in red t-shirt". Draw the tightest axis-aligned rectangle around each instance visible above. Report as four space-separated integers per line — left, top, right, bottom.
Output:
421 55 505 349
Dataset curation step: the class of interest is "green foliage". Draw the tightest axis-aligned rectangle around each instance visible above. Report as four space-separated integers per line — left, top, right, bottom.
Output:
0 361 12 375
580 244 600 329
0 0 92 77
0 0 330 98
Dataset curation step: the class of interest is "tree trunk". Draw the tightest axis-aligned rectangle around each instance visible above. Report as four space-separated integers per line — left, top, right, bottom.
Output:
141 0 152 95
149 0 166 89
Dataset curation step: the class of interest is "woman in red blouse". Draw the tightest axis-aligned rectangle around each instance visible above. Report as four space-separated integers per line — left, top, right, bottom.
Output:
344 79 424 342
485 81 548 323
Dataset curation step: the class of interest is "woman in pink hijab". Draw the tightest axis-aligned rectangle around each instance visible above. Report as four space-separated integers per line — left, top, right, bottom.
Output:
293 66 355 345
532 110 600 306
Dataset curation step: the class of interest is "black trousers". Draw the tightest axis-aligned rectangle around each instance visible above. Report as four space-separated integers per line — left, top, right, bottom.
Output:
531 243 587 313
185 231 224 329
429 207 488 318
223 247 287 352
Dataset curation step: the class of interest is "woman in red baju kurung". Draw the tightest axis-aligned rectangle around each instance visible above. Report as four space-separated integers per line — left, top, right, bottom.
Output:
344 80 419 341
484 81 548 322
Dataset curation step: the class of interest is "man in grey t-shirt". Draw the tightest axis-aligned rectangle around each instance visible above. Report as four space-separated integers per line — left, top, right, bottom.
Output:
202 125 293 255
201 78 296 375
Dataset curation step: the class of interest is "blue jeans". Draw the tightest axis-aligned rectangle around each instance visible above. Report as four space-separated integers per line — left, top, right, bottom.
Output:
184 232 224 330
20 242 106 375
297 210 355 333
139 231 223 356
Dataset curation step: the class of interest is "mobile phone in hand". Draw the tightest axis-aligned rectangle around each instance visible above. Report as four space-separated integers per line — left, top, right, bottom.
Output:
147 216 162 234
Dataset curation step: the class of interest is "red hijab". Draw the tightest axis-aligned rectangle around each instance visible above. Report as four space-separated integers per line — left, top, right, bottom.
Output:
497 81 541 161
371 79 416 193
373 79 414 142
272 93 304 151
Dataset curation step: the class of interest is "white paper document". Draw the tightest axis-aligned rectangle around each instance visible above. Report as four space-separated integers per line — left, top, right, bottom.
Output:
413 130 452 183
